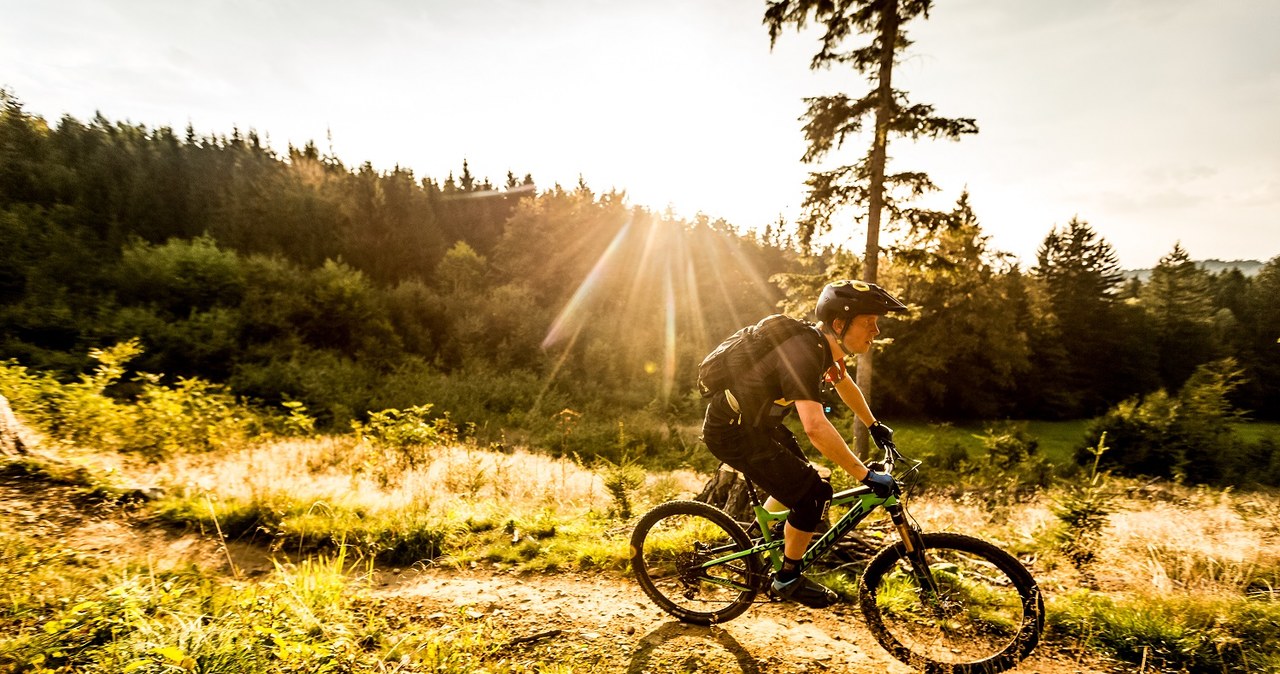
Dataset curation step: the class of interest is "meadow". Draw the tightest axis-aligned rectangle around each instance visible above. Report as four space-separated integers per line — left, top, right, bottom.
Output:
4 415 1280 673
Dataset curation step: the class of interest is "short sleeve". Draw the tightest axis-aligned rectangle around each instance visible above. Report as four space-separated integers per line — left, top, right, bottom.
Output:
773 333 828 403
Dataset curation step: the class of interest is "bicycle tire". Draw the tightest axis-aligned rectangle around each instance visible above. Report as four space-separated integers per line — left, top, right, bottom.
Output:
859 532 1044 674
630 500 763 625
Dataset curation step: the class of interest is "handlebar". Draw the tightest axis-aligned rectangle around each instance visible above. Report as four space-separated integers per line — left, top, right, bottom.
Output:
880 441 902 474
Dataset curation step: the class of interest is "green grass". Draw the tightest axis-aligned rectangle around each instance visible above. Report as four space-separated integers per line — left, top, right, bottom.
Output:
0 524 597 674
1049 590 1280 673
889 419 1089 466
1235 421 1280 444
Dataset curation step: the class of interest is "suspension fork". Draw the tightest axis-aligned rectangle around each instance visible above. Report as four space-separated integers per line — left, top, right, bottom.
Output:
887 499 939 595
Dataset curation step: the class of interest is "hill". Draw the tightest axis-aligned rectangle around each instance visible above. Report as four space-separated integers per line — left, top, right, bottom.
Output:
1124 258 1265 281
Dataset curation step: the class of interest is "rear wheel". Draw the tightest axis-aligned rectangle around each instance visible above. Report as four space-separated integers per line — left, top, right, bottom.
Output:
630 500 763 625
860 532 1044 674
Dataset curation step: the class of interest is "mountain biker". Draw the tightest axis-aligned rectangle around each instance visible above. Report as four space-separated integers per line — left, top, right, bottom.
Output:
700 280 905 608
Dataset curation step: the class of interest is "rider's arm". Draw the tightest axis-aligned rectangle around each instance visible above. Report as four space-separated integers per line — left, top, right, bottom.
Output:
796 400 870 481
831 372 877 429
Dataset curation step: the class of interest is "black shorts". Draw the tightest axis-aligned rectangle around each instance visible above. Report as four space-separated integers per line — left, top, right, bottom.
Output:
701 398 822 510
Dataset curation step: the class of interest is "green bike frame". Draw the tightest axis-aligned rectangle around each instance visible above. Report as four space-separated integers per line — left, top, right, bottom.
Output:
695 484 912 592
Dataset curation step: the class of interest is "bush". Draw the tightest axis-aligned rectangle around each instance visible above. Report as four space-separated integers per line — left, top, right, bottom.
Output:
352 404 457 471
1083 359 1250 485
1 340 260 458
1054 433 1116 585
979 422 1039 469
596 423 647 519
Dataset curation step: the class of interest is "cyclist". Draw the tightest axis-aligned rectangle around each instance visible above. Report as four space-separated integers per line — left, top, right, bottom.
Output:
700 280 905 608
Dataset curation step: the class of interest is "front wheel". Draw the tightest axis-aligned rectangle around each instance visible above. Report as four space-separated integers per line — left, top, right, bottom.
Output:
630 500 763 625
860 532 1044 674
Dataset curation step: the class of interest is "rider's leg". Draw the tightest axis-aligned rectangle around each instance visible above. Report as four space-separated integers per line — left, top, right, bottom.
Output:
775 477 833 591
783 522 815 563
772 524 837 606
777 522 815 582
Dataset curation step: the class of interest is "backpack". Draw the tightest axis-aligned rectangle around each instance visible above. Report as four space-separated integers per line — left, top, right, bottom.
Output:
697 314 818 398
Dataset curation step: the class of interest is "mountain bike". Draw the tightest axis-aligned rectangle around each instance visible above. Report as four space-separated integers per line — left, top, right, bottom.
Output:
629 442 1044 674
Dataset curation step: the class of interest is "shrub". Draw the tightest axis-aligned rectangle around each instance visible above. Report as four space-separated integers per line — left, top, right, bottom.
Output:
1054 433 1117 585
1083 359 1249 484
3 340 260 457
352 404 457 471
597 423 646 519
978 422 1039 469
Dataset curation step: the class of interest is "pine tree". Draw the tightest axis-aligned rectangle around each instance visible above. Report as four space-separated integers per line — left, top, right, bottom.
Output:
1030 218 1148 415
1141 243 1217 391
879 192 1030 417
766 0 976 455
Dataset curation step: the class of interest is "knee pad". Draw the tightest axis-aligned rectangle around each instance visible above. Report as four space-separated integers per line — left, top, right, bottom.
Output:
786 478 833 533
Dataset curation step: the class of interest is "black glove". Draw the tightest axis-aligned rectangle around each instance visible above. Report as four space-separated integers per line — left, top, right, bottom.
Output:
861 470 896 498
869 421 894 448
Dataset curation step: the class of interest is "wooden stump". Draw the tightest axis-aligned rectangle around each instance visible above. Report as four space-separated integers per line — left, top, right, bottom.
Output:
694 464 757 522
0 395 27 456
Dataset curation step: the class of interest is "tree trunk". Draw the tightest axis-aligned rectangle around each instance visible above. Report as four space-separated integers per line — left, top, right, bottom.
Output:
0 395 28 457
855 0 900 460
694 464 756 522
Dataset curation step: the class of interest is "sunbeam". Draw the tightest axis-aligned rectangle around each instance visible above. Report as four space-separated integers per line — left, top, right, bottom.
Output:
541 217 633 349
662 264 676 401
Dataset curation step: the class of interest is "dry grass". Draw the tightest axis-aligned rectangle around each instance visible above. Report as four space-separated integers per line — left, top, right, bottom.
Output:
30 433 1280 602
137 437 703 521
10 432 1280 670
901 481 1280 600
1100 487 1280 597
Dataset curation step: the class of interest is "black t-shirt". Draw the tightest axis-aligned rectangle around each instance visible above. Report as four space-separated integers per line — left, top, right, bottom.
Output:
705 326 833 429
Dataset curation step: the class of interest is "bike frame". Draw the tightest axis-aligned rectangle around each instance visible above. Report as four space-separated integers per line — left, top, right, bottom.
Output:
695 446 925 594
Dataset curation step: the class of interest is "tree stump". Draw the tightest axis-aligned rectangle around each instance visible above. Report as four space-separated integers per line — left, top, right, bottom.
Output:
694 464 757 522
0 395 28 456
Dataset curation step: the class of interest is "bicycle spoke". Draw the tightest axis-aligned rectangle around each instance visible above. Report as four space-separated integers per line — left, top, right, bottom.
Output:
875 550 1025 663
861 532 1042 672
631 501 762 624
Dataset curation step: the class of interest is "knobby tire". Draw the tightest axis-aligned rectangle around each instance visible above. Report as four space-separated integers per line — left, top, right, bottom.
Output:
630 500 763 625
859 532 1044 674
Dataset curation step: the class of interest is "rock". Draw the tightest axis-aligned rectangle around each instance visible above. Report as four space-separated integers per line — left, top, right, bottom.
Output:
119 485 166 502
0 395 28 457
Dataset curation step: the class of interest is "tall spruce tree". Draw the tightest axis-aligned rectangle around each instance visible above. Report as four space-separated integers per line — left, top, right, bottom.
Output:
880 192 1030 418
1238 256 1280 418
765 0 976 455
1141 243 1217 392
1030 218 1144 415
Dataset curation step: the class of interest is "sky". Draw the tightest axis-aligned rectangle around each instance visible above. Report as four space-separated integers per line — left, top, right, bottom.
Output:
2 0 1277 269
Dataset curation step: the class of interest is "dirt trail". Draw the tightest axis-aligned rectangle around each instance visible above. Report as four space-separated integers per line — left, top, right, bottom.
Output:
375 568 1103 674
2 475 1109 673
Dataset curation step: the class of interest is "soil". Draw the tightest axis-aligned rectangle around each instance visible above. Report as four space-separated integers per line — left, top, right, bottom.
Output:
1 472 1115 674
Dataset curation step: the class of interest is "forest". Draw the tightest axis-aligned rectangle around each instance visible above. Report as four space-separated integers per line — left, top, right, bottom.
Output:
1 89 1278 483
4 43 1280 670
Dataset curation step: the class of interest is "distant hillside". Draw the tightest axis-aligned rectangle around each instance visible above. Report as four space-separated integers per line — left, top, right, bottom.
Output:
1123 259 1264 282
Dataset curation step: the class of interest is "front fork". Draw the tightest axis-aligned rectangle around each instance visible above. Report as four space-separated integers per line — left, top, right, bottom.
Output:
887 498 939 595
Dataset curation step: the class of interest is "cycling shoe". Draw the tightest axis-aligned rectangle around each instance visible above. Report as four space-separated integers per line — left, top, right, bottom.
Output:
771 574 838 608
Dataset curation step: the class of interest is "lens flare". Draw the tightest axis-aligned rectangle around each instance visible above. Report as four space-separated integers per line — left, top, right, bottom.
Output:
541 218 633 350
539 209 782 404
662 266 677 401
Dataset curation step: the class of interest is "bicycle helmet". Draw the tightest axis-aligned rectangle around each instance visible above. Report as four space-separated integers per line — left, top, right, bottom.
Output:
815 280 907 324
